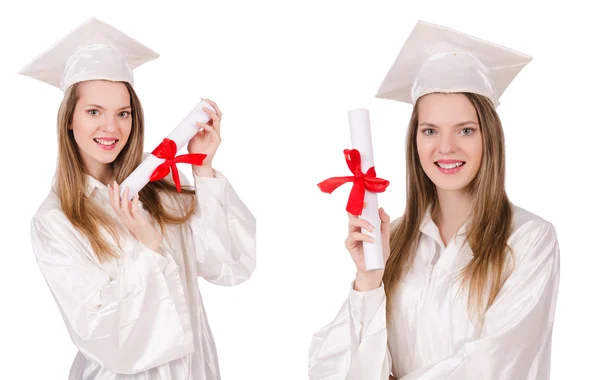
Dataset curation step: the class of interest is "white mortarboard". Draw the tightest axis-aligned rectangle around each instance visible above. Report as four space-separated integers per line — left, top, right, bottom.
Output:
375 20 532 107
18 17 159 91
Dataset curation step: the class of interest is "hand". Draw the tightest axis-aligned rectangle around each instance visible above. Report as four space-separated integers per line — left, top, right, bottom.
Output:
188 98 222 170
108 182 163 253
345 207 391 291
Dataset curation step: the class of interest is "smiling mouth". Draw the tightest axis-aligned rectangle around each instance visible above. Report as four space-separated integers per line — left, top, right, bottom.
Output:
93 138 118 146
435 162 465 169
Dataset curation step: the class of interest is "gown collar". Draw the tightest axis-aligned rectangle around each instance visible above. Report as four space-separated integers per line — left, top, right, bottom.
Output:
50 173 109 197
419 205 470 248
84 174 108 196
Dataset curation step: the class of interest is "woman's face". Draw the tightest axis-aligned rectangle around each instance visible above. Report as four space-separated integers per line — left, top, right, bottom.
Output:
416 93 483 193
70 80 132 177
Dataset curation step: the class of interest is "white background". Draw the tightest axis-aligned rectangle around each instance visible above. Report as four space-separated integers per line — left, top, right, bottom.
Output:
1 0 598 378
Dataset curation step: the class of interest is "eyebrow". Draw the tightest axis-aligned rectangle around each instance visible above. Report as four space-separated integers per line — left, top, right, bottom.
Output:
84 104 132 110
418 121 479 128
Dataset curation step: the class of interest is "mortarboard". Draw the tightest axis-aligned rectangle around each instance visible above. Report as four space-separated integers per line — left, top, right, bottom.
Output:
375 20 532 107
18 17 159 91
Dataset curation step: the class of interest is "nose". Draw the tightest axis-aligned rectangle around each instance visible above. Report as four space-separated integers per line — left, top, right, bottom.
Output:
438 131 457 154
100 115 118 133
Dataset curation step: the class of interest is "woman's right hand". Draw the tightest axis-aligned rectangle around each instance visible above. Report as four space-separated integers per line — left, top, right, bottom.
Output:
109 182 163 254
346 207 391 292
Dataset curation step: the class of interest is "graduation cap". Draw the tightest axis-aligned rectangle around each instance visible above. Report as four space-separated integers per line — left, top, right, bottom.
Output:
18 17 159 91
375 20 532 107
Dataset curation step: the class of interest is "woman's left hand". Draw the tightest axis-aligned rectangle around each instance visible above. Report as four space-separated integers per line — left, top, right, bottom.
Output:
188 98 222 171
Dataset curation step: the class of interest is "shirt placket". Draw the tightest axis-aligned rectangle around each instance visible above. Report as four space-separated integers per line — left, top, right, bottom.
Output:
415 226 459 366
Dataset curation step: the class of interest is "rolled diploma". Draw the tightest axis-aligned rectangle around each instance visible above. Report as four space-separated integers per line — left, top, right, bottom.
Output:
348 108 384 271
119 99 215 200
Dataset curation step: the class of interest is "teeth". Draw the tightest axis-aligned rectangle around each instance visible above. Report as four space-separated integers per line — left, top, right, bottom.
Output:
94 138 116 146
437 162 464 169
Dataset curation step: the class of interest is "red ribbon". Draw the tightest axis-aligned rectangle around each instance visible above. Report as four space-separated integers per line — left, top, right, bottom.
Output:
150 138 207 192
317 149 390 216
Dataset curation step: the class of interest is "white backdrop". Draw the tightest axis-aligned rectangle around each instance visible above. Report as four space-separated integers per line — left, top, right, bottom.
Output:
1 0 598 378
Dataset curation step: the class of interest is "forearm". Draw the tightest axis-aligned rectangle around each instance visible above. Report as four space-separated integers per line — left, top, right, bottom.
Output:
355 269 384 291
192 164 215 178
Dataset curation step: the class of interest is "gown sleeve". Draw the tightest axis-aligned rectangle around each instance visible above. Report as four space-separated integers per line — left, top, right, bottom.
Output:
308 283 393 380
398 221 560 380
181 169 256 286
30 210 194 375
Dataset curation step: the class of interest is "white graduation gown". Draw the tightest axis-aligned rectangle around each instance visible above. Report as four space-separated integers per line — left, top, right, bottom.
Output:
30 169 256 380
309 204 560 380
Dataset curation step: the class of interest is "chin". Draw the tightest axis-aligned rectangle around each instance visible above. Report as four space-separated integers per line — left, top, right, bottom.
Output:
433 182 470 192
427 174 472 192
92 150 121 164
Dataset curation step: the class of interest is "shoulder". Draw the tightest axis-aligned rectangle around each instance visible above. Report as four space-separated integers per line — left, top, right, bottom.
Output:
509 203 556 239
33 190 64 223
508 203 559 266
31 190 74 235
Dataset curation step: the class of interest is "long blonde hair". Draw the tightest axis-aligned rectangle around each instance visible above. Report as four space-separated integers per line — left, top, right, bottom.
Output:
56 81 197 262
383 93 513 320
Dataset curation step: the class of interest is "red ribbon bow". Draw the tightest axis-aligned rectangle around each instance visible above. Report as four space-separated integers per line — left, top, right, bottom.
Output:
317 149 390 216
150 138 207 192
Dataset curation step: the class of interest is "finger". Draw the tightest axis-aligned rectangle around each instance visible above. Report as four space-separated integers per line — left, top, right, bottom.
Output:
348 217 375 232
109 182 121 214
131 194 143 222
196 123 221 142
344 236 356 249
349 231 376 244
120 187 135 223
347 214 361 234
202 98 221 116
193 123 208 138
379 207 391 224
194 121 207 132
202 106 221 133
379 208 391 233
201 106 218 122
347 212 374 232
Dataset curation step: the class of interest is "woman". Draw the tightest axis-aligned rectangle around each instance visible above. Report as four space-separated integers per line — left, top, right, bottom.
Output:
23 18 255 379
308 21 560 380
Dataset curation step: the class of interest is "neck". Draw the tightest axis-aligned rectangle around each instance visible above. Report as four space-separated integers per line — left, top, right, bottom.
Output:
434 187 472 228
84 160 114 185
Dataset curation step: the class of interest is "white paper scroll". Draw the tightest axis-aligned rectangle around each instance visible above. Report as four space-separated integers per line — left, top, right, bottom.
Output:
348 108 385 271
119 99 215 200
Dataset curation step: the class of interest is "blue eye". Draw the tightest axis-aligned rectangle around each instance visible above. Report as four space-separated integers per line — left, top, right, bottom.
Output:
460 128 475 136
422 128 435 136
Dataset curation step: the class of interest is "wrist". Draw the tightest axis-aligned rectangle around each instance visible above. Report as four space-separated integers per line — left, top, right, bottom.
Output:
193 164 214 178
354 270 384 292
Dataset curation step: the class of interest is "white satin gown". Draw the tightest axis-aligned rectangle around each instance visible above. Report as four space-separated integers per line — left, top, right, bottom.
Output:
309 204 560 380
30 169 256 380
